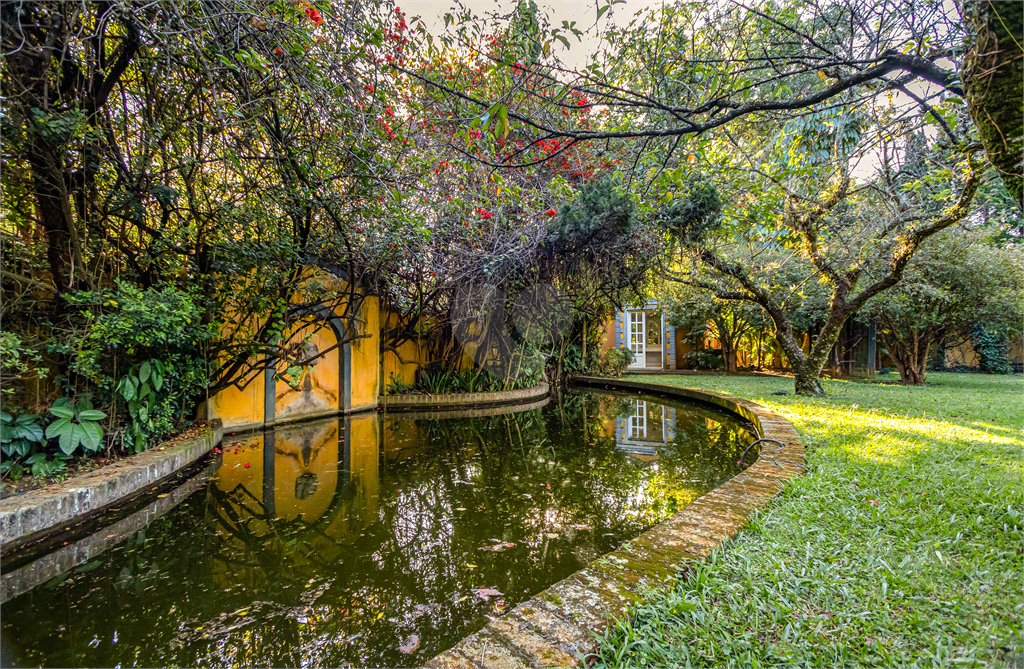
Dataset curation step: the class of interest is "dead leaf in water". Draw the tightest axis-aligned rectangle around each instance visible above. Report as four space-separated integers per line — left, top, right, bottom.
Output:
472 587 503 600
398 634 420 654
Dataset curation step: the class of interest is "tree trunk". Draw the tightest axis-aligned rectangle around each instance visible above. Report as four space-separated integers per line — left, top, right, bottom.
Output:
880 329 932 385
793 362 824 396
721 333 737 373
791 307 855 396
964 0 1023 211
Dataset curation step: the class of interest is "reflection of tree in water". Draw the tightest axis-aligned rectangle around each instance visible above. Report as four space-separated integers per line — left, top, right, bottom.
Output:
2 390 755 669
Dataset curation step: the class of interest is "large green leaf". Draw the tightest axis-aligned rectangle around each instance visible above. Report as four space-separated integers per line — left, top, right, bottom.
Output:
57 424 83 455
49 406 75 420
80 421 103 451
45 417 72 439
139 362 151 383
13 422 43 443
120 377 136 402
77 409 107 422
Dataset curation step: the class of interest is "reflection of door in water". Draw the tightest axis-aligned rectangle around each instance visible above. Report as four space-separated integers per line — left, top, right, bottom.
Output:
617 400 678 453
628 311 645 366
629 400 647 439
273 420 339 523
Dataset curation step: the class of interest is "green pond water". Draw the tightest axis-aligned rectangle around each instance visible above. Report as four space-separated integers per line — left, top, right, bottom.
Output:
0 388 755 668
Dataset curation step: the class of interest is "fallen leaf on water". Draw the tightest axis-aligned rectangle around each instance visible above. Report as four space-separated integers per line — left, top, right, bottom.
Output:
455 507 467 511
465 563 477 569
157 494 168 498
545 533 559 539
572 524 591 531
398 634 420 654
455 596 469 603
473 587 503 600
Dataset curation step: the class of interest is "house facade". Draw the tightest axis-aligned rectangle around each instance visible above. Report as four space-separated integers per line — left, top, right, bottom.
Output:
602 300 681 370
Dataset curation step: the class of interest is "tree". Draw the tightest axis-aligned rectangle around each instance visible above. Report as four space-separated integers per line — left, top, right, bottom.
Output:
962 1 1023 209
410 0 1021 209
665 107 981 395
0 0 415 448
867 228 1023 385
664 287 772 373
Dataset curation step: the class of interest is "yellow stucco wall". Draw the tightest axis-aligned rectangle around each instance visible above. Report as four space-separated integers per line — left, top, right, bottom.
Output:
349 296 380 411
210 368 265 429
380 311 429 391
274 323 340 422
206 268 383 427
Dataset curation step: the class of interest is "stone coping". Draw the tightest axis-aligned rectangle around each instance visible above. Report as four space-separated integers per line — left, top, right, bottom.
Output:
380 382 550 411
0 424 223 552
426 376 804 669
391 396 551 422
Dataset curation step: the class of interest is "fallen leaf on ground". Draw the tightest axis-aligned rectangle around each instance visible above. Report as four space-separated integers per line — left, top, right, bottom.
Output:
398 634 420 654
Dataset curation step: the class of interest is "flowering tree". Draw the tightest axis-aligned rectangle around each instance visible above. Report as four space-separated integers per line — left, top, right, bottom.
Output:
0 0 420 447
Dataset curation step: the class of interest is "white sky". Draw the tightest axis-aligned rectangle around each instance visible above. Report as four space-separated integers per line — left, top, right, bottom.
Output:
398 0 646 69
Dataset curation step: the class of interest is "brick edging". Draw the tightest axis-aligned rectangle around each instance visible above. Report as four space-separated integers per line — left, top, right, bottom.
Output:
0 424 224 551
379 383 550 411
425 377 804 669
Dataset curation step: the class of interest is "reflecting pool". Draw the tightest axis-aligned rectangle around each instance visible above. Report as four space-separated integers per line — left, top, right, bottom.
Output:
0 388 755 668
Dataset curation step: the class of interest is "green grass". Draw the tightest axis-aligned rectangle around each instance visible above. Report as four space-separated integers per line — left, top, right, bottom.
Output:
596 372 1023 668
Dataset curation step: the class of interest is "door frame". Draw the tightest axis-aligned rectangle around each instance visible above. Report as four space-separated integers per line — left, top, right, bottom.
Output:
627 310 646 368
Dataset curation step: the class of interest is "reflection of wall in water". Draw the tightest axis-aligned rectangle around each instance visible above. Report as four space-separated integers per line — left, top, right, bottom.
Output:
210 415 381 588
615 400 677 458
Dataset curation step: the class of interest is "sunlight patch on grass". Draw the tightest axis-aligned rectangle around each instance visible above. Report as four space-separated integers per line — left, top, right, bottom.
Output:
597 373 1024 669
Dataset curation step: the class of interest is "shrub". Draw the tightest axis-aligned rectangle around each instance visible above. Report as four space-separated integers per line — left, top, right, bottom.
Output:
597 347 635 376
973 323 1013 374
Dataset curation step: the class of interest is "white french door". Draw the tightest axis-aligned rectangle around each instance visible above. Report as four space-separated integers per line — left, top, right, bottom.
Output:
628 311 645 366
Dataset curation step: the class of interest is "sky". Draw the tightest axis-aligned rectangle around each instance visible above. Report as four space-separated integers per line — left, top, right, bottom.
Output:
396 0 648 69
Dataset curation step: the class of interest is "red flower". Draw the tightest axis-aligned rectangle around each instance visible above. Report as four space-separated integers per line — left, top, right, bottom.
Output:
305 6 323 25
275 47 283 56
243 462 251 468
544 208 557 217
476 208 494 219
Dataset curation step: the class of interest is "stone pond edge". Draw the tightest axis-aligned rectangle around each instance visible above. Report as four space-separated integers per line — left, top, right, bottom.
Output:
380 382 550 410
424 375 805 669
0 423 224 550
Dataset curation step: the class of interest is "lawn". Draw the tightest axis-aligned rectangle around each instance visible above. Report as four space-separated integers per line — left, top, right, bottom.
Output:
596 372 1023 668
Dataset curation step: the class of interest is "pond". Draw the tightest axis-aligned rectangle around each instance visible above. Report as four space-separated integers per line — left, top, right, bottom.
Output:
0 388 755 668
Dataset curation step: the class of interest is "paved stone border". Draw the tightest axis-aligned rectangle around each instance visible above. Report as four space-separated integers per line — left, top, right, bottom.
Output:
380 383 549 411
426 376 804 669
394 396 551 422
0 424 223 551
